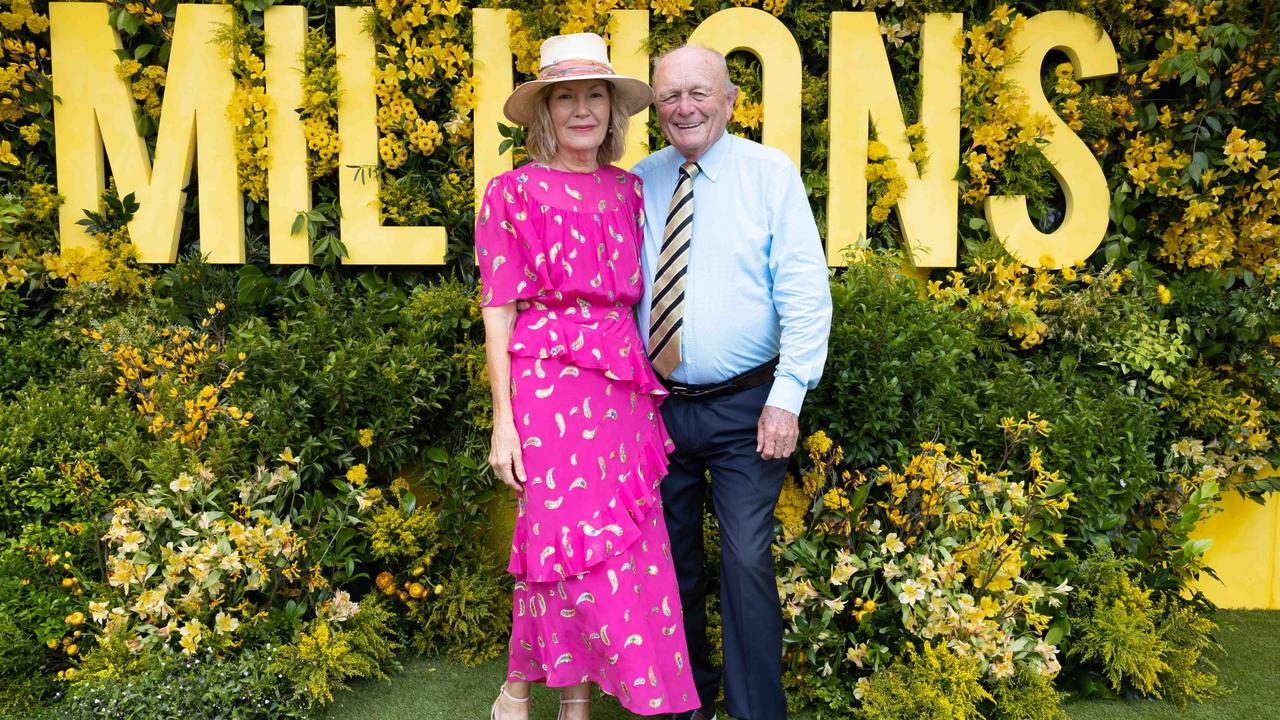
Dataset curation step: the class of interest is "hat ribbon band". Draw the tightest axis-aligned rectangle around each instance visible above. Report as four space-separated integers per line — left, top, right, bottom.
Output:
537 60 615 81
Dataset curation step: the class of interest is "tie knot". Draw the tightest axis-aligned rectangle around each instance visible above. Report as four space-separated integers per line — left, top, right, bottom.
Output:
680 161 700 179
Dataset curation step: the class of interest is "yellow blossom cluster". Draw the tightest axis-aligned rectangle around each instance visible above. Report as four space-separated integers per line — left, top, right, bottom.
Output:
557 0 621 36
1136 0 1216 91
0 0 47 34
1222 44 1278 107
114 59 167 121
865 138 907 224
1156 161 1279 276
219 30 271 203
777 421 1072 681
651 0 694 24
731 93 764 130
928 254 1083 348
110 0 164 27
87 304 254 449
957 7 1053 205
506 11 544 77
0 6 51 131
371 0 470 169
762 0 787 17
94 462 332 655
1123 131 1190 197
41 226 149 298
299 29 341 180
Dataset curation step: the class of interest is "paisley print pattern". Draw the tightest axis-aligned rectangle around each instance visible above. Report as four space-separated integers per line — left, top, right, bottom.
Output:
477 164 696 715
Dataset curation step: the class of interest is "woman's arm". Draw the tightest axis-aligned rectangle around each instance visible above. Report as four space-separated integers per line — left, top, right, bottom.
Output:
482 303 526 493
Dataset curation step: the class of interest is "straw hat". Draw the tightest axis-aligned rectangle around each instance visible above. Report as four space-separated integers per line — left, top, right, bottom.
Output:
502 33 653 127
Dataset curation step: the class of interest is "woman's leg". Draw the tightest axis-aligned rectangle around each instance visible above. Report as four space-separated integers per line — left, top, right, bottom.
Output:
493 679 530 720
558 681 591 720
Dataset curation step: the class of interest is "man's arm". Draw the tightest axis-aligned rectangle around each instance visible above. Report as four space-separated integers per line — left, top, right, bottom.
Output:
757 160 833 459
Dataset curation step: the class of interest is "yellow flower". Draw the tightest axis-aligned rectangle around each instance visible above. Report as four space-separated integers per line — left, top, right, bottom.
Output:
346 464 368 485
867 140 889 161
881 532 906 555
215 611 240 634
359 428 374 448
65 611 85 626
0 140 18 166
1156 284 1172 304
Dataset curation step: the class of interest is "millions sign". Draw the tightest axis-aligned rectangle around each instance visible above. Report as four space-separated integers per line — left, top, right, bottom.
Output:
49 4 1117 268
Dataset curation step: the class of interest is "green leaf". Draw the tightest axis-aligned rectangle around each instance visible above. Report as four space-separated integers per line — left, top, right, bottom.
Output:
1182 538 1213 557
427 447 449 464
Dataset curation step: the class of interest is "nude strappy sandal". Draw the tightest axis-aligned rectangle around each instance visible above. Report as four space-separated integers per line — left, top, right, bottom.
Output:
557 694 590 720
490 683 529 720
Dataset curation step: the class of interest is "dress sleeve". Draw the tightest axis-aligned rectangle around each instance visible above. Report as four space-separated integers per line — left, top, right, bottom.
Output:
475 173 544 307
631 173 647 251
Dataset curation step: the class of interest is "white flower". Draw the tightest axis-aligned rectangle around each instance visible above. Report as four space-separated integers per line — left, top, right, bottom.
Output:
823 598 847 614
853 676 870 700
328 590 359 623
882 559 901 580
89 601 110 624
169 473 194 494
355 492 374 512
830 562 856 586
897 579 926 605
881 533 906 555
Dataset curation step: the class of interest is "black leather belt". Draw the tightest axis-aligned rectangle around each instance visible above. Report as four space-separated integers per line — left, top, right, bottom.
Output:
662 357 779 400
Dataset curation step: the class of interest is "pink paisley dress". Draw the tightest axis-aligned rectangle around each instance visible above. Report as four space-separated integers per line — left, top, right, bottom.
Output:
476 163 697 715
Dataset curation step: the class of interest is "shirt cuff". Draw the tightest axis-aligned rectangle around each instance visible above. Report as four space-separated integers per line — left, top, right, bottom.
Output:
765 375 807 416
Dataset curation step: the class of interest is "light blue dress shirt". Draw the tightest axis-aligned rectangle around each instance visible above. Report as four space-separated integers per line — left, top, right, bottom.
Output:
632 133 833 415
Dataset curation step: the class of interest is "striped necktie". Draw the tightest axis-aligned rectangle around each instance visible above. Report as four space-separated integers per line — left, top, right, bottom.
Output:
649 161 699 378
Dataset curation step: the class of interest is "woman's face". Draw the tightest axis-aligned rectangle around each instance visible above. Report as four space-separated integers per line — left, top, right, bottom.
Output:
547 80 611 161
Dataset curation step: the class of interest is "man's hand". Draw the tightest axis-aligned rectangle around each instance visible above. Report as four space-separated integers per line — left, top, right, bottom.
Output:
489 421 527 493
756 405 799 461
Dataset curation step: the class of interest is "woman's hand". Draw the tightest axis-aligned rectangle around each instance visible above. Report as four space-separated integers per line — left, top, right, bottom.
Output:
489 419 527 493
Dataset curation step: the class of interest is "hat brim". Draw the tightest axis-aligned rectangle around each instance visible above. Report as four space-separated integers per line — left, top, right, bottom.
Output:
502 75 653 127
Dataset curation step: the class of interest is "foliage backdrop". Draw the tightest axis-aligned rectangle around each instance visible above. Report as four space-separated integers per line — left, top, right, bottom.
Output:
1 0 1278 718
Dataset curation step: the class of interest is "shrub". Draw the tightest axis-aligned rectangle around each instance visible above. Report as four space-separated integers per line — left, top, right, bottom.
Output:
857 642 991 720
986 670 1069 720
412 561 510 665
31 646 306 720
269 596 400 707
0 385 141 535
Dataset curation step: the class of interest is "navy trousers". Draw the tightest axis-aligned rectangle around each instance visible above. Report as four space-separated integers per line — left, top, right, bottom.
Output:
660 382 789 720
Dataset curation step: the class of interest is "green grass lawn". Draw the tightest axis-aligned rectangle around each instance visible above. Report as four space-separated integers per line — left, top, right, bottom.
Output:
325 610 1279 720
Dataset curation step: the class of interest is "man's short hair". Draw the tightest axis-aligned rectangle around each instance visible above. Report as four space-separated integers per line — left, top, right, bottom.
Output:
525 83 630 167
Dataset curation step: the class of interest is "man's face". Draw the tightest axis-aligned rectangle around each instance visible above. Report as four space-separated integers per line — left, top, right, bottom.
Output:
653 48 737 163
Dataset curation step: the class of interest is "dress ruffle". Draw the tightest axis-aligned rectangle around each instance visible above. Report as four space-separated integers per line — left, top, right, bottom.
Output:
508 306 668 399
506 383 673 583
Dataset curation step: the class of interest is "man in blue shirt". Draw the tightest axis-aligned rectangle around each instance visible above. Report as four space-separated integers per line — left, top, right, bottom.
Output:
633 45 832 720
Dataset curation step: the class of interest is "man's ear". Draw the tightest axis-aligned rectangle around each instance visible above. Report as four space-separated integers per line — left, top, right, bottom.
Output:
726 84 740 107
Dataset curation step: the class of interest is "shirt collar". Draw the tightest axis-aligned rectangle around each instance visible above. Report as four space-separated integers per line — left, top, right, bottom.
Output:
670 132 731 183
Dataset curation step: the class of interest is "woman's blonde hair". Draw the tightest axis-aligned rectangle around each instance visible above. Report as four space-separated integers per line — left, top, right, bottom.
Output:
525 82 630 167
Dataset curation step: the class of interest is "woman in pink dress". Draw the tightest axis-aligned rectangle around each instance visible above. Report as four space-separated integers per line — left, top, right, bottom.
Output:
478 33 698 720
